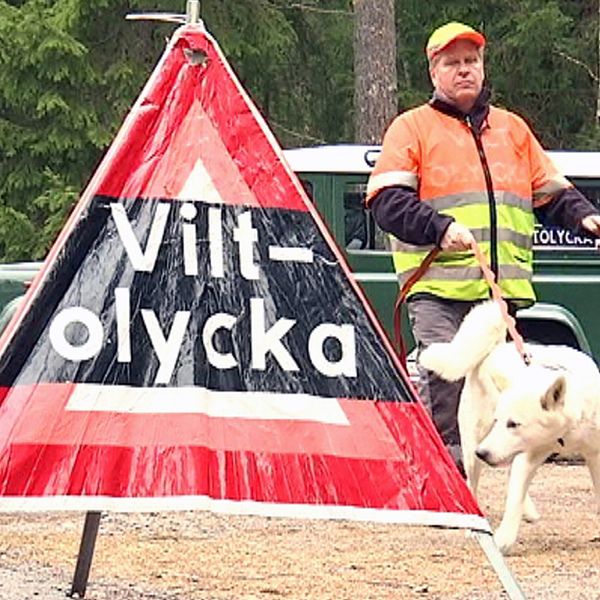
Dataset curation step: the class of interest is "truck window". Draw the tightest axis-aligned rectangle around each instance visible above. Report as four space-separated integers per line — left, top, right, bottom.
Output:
299 178 314 201
343 182 389 251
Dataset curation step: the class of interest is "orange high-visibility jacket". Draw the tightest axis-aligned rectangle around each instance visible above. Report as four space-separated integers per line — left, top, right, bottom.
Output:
366 103 571 303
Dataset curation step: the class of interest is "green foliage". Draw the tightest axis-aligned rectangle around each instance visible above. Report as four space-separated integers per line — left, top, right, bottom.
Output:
0 0 152 260
31 168 78 257
484 0 592 147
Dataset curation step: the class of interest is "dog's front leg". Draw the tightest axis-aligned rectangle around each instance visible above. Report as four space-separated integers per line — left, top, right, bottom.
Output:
458 375 493 501
494 451 547 554
522 491 540 523
585 452 600 512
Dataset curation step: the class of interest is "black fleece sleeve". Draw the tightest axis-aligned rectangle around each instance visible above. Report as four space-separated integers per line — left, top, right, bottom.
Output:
370 185 454 247
535 187 599 234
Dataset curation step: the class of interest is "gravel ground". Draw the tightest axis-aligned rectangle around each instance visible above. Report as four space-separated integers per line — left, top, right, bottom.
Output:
0 462 599 599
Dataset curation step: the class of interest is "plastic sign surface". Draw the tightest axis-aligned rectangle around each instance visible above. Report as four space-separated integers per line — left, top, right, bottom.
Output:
0 24 486 532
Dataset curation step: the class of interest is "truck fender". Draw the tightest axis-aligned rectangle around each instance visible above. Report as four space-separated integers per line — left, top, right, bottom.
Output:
516 302 592 355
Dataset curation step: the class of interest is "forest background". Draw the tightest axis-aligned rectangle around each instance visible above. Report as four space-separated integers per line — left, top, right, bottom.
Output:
1 0 600 261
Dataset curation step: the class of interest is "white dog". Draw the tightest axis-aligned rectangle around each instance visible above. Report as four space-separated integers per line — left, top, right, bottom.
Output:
419 301 600 553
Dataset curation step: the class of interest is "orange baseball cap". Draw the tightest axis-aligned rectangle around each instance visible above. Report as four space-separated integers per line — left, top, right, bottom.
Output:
426 22 486 60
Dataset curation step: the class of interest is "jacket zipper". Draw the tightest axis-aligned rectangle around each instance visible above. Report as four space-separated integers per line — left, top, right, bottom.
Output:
465 115 498 280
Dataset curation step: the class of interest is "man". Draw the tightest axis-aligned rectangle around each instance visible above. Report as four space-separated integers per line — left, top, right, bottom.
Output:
365 21 600 471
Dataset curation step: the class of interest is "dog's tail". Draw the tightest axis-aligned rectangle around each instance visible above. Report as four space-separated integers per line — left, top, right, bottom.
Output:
418 301 508 381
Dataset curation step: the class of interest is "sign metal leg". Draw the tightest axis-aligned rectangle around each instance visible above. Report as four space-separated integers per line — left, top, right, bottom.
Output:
68 511 102 598
472 530 526 600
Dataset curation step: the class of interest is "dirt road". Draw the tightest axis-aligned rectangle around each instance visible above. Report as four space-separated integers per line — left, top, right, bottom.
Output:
0 463 599 599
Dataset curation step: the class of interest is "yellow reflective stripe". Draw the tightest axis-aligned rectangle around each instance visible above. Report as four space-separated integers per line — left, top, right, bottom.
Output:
366 170 418 197
428 192 485 211
471 228 532 250
390 229 531 253
393 240 532 285
399 277 535 303
393 247 479 273
392 246 432 273
428 191 532 212
443 204 534 236
398 263 531 283
428 185 568 208
496 241 532 269
393 252 474 279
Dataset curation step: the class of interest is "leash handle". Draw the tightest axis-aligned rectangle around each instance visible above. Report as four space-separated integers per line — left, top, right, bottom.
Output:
469 240 531 365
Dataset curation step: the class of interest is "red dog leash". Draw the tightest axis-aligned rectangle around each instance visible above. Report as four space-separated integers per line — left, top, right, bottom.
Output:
394 241 531 370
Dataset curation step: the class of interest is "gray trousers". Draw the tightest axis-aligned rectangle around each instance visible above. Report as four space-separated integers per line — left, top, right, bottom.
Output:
407 296 480 468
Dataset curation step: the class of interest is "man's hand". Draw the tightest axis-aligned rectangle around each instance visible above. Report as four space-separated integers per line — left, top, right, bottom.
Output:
440 222 476 251
581 214 600 237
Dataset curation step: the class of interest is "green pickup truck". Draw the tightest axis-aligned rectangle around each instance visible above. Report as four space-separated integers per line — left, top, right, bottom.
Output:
0 262 41 332
0 144 599 362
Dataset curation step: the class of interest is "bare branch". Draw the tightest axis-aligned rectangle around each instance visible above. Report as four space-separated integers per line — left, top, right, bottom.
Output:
288 3 353 16
270 120 327 144
553 48 599 82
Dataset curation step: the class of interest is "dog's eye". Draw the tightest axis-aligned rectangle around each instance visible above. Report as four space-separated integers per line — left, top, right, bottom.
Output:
506 419 520 429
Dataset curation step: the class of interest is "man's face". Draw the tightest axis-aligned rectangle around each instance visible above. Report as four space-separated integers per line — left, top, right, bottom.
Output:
429 39 484 113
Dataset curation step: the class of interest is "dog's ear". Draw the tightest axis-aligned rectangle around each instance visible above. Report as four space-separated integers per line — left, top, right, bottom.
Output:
540 374 566 411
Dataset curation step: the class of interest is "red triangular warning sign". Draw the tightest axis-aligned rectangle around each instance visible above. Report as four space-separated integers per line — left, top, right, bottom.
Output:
0 24 486 532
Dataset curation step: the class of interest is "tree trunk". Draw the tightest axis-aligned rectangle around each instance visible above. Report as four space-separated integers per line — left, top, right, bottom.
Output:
353 0 397 144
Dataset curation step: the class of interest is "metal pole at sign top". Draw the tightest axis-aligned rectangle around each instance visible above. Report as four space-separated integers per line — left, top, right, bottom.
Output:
187 1 201 24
